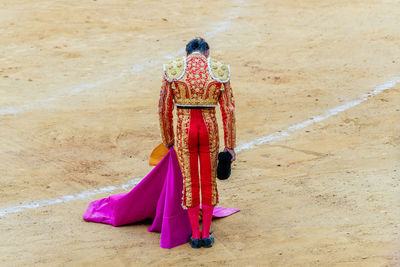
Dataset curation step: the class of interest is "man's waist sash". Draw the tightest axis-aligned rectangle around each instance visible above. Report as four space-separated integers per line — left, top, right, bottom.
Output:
175 104 217 109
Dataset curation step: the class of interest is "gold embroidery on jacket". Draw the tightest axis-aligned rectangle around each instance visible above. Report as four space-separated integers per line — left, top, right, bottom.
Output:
175 109 192 207
164 57 185 82
219 81 236 149
169 54 222 107
208 58 230 83
158 78 174 146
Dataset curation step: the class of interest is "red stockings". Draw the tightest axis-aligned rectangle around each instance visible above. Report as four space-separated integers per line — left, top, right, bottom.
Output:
187 206 200 239
188 205 214 239
201 205 214 238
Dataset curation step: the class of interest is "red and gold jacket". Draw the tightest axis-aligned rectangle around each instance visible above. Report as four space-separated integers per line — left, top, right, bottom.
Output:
158 52 236 149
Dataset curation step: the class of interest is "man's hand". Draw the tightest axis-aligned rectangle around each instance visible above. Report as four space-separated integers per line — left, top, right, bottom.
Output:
164 141 174 148
224 147 236 162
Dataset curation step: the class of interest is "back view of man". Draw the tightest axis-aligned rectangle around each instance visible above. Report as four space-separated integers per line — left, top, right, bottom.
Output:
159 37 236 248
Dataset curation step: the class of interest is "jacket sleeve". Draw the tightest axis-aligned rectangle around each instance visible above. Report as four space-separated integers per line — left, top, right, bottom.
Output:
158 77 174 146
219 81 236 149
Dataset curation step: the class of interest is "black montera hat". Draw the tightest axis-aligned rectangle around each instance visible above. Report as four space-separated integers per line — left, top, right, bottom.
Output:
217 151 232 180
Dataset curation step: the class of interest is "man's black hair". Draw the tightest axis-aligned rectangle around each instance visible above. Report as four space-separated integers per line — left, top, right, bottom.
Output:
186 37 209 55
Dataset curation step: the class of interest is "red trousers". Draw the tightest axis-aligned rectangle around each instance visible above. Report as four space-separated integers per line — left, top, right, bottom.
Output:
176 108 219 208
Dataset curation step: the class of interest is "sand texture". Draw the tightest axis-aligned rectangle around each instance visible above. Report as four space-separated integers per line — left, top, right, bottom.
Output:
0 0 399 266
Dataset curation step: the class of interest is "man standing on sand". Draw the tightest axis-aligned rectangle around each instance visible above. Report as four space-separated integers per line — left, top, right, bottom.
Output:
158 37 236 248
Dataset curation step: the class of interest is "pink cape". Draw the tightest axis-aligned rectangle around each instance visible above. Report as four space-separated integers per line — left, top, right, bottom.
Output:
83 147 239 249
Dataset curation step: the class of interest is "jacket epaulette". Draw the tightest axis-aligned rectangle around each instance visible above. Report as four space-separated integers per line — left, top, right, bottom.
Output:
208 57 230 83
163 57 186 82
163 56 230 84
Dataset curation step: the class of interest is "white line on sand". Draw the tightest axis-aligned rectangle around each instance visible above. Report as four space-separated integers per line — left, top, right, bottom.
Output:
236 76 400 152
0 178 142 217
0 75 399 217
0 1 243 116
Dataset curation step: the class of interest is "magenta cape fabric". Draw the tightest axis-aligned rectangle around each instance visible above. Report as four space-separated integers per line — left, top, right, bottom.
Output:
83 147 239 249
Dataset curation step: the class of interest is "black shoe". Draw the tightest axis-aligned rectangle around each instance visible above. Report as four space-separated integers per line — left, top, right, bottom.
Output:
202 233 215 248
190 235 202 249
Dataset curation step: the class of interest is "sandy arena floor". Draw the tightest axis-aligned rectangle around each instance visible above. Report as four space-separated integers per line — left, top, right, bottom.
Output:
0 0 399 266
